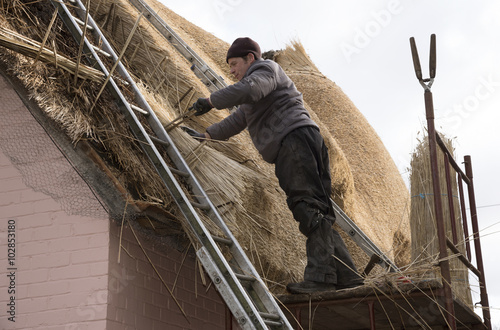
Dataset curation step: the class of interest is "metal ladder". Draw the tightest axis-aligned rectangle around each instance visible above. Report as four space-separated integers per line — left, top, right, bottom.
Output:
331 199 398 273
126 0 400 275
51 1 292 329
127 0 228 93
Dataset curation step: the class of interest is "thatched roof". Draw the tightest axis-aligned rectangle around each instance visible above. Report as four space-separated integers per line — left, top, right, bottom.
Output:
0 0 410 292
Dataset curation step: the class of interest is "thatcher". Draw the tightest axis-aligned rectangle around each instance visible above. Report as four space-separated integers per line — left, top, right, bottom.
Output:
271 41 412 269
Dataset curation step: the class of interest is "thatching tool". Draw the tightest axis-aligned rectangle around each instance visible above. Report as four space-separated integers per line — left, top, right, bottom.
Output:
164 108 196 132
410 34 436 91
361 254 381 277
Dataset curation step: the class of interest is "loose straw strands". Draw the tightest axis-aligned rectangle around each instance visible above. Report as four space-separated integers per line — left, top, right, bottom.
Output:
0 26 104 82
90 12 143 112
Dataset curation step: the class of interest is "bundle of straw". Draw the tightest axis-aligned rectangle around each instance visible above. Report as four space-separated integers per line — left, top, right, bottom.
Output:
0 26 104 82
410 134 472 307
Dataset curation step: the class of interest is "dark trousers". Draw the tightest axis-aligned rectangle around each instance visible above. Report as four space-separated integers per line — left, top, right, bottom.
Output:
275 126 360 284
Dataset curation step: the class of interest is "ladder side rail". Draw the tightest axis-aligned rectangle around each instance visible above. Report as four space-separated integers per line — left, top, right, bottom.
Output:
54 2 290 328
330 199 399 272
464 156 491 329
127 0 228 91
197 247 260 330
192 64 224 93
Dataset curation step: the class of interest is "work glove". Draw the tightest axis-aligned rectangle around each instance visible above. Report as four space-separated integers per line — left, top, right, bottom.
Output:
189 97 213 116
181 126 205 139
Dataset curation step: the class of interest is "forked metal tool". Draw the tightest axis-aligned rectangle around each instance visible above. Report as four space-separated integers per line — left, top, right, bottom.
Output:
410 34 436 91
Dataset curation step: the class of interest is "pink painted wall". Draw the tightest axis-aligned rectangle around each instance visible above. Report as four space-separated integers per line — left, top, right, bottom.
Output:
0 73 110 329
0 142 110 330
0 74 227 329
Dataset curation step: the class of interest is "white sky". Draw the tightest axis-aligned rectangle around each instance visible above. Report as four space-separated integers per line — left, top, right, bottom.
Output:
160 0 500 325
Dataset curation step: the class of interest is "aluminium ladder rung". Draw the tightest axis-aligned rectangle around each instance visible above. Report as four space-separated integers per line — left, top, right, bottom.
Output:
212 235 233 246
264 319 284 327
259 312 281 321
130 103 149 115
148 135 170 147
68 12 111 58
73 16 94 30
235 273 255 282
190 201 210 211
169 167 189 178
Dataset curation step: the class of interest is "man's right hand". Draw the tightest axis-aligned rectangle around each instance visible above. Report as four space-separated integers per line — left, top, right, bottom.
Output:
189 98 213 116
181 126 206 139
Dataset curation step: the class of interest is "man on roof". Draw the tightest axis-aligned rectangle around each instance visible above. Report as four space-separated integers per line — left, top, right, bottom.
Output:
183 37 363 294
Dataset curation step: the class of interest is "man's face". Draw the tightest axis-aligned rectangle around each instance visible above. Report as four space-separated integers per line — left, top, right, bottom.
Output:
228 55 254 81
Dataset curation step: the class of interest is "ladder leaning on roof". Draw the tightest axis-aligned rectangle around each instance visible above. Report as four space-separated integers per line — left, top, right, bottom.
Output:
51 0 292 329
126 0 400 275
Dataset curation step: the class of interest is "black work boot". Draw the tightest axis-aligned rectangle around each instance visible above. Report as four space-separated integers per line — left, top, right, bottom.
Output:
286 281 336 294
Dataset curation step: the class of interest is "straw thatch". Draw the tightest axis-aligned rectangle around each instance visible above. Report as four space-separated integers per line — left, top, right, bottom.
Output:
0 0 411 293
410 133 472 307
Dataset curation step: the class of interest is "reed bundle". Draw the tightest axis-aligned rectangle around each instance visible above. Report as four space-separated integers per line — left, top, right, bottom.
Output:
0 26 104 82
410 133 472 307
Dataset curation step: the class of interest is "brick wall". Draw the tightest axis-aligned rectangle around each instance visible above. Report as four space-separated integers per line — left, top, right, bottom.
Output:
106 221 226 330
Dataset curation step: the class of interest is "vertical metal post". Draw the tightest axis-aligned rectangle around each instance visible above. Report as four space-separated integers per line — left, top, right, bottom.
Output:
444 153 459 245
424 89 457 329
457 175 472 260
464 156 491 329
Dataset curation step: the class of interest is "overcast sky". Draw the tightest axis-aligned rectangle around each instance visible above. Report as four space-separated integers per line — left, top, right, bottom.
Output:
160 0 500 325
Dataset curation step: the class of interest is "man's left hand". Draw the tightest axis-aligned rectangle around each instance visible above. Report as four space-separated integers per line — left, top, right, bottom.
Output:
181 126 206 139
189 98 213 116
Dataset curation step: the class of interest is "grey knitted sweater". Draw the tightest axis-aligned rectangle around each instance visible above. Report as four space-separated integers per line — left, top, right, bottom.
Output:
207 58 317 163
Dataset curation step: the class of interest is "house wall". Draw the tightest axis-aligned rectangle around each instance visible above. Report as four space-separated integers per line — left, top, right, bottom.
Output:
0 74 110 329
0 150 110 330
106 222 226 330
0 72 227 329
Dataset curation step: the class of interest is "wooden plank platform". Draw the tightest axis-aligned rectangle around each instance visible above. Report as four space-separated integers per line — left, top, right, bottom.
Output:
277 280 485 329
